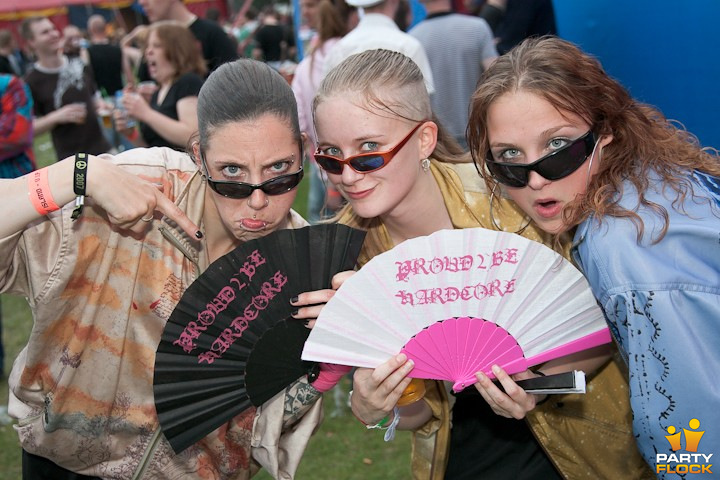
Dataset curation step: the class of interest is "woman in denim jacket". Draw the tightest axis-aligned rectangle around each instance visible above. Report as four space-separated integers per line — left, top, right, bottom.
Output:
467 36 720 474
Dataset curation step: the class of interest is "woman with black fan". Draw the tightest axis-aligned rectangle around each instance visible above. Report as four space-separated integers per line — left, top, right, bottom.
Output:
467 36 720 474
292 48 651 479
0 59 343 479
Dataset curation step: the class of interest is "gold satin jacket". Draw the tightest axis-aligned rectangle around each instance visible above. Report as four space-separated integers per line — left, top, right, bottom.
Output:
339 159 652 480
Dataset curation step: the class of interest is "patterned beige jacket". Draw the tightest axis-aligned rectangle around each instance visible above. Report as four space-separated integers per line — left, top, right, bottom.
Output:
0 147 323 479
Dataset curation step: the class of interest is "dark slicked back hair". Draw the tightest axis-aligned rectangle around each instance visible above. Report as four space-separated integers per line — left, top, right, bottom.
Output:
196 59 301 152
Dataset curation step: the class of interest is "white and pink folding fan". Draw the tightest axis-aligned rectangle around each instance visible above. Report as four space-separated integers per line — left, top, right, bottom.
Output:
301 227 610 392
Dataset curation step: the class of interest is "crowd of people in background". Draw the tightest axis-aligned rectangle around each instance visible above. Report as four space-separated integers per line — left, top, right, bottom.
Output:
0 0 556 221
0 0 717 478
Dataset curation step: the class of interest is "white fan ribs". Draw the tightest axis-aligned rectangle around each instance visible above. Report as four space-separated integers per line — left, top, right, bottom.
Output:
302 228 610 391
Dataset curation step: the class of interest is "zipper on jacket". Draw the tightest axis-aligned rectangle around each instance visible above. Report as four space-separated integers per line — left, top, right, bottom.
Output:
159 224 200 266
43 393 52 425
16 392 53 429
131 428 163 480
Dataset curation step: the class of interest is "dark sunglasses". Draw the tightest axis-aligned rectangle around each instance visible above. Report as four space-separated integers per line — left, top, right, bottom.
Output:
314 121 426 175
485 131 596 188
200 152 304 199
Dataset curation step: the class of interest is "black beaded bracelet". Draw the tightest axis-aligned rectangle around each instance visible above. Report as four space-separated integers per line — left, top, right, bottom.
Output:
71 153 88 220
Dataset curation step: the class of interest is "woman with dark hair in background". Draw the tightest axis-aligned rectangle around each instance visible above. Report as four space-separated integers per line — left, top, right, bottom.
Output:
117 21 206 150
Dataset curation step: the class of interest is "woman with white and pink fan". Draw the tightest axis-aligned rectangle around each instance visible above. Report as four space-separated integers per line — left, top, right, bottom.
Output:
292 49 651 479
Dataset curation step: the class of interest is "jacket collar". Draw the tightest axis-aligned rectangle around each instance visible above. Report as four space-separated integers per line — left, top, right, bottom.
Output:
570 219 591 272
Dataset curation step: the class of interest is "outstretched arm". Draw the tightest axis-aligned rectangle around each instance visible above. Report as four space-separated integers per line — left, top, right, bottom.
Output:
0 154 200 239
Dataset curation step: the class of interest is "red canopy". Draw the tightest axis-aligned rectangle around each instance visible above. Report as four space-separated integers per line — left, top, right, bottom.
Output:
0 0 225 47
0 0 132 14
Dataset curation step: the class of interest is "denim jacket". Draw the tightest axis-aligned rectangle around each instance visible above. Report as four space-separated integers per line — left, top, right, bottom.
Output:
572 170 720 476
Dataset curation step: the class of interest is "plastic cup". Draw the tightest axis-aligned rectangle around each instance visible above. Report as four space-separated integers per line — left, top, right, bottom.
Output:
396 378 426 406
137 81 158 101
99 107 113 128
114 91 136 128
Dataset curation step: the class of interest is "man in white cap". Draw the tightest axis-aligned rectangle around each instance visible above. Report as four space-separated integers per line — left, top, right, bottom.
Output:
323 0 435 94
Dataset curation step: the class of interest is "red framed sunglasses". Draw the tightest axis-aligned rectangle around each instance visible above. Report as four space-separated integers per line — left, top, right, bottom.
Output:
314 121 427 175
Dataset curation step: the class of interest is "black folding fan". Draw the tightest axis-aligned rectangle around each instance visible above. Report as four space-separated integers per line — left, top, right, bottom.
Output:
153 224 366 453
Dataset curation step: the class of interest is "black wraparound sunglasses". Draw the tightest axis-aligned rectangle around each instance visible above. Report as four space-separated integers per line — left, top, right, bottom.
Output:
485 131 596 188
200 151 304 199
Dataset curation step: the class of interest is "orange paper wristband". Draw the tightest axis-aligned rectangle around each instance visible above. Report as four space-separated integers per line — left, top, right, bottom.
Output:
28 168 60 215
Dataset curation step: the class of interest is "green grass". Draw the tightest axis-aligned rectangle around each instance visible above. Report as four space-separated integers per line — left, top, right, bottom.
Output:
0 295 34 479
255 377 413 480
0 135 412 478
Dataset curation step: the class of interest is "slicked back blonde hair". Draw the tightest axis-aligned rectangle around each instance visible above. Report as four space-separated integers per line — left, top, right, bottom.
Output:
313 48 464 162
314 48 429 125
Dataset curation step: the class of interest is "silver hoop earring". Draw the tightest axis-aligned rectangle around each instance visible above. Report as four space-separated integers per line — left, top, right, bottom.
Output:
489 183 531 234
421 158 430 172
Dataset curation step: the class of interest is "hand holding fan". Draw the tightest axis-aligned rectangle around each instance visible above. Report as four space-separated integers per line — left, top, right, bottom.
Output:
153 224 365 453
302 227 610 393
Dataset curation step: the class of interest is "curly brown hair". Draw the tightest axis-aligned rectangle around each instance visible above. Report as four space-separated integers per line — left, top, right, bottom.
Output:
467 36 720 243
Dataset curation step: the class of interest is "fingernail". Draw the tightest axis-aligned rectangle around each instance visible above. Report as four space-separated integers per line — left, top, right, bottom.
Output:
290 296 298 304
195 230 203 239
491 365 501 375
396 353 407 362
303 320 310 328
291 309 299 317
476 372 486 381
